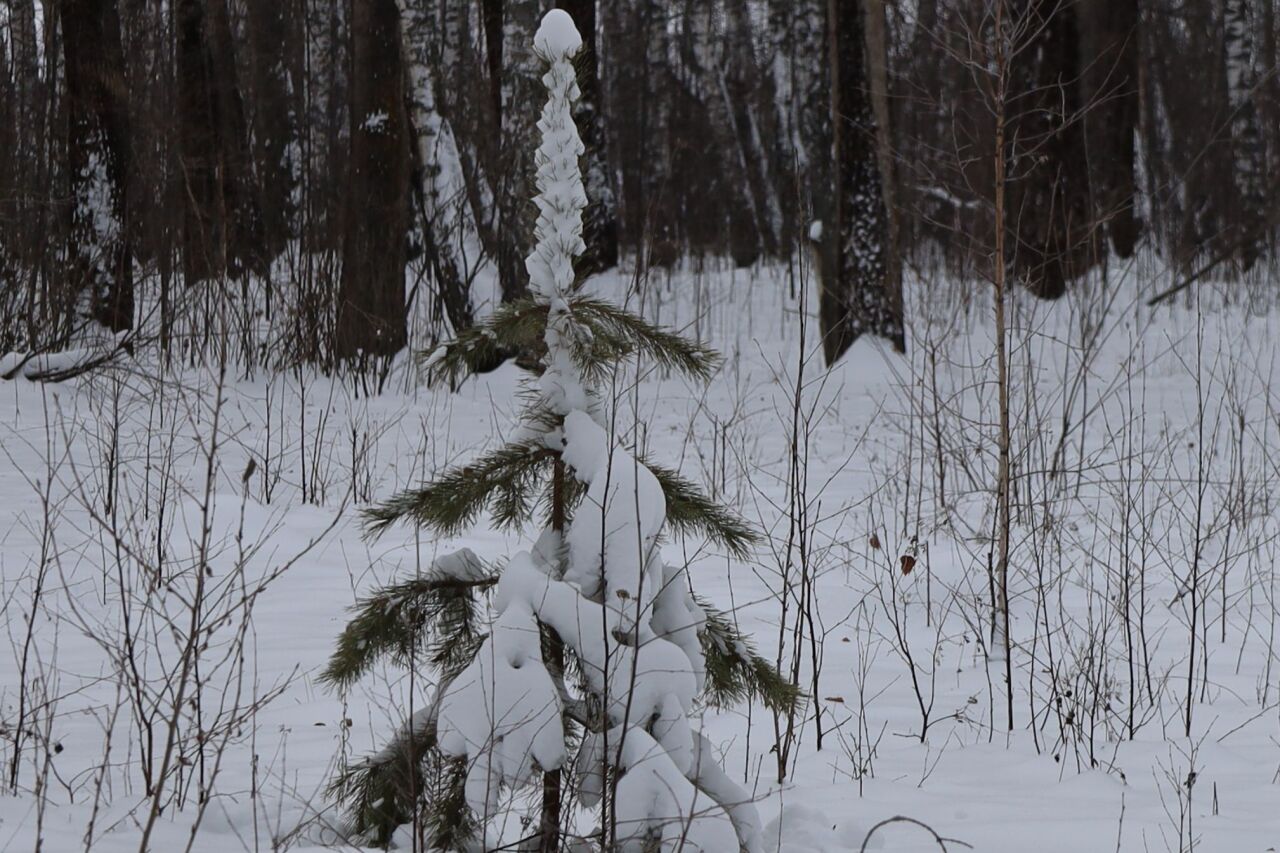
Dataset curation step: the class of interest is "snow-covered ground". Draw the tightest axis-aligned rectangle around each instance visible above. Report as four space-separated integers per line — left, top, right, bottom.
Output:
1 258 1278 851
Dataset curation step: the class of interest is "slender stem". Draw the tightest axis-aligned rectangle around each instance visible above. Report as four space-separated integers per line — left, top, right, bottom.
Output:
992 0 1014 733
539 458 566 853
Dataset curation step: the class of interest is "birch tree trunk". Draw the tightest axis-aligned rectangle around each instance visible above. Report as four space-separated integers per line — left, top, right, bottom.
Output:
399 0 478 338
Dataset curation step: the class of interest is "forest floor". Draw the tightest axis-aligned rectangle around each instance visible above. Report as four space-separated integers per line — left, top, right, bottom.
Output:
1 258 1278 852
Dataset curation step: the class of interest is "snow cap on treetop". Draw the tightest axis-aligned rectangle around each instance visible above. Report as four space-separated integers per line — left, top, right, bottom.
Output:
535 9 582 59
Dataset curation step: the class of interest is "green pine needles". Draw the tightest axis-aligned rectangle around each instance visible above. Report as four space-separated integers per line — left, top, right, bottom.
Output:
324 11 797 850
422 295 721 389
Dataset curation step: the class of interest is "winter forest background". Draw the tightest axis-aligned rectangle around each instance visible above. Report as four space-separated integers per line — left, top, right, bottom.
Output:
2 0 1280 851
9 0 1280 362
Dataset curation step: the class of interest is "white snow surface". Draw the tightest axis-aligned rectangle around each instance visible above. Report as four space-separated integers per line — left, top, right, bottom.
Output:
1 259 1280 850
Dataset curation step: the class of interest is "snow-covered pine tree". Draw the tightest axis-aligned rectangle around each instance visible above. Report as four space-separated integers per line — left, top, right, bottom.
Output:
323 10 796 851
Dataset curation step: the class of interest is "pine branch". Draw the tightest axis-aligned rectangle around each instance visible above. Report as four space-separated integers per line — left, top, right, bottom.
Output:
568 297 721 382
421 298 547 386
697 595 803 714
321 552 496 690
329 705 475 848
647 463 759 558
417 296 719 387
364 441 553 537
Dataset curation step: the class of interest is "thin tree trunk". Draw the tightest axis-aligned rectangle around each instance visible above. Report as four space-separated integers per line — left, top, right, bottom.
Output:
496 0 541 301
481 0 504 131
863 0 903 336
724 0 784 258
539 458 567 853
992 0 1014 733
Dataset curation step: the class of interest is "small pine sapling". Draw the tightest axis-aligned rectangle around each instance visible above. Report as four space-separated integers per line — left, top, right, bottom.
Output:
324 11 797 851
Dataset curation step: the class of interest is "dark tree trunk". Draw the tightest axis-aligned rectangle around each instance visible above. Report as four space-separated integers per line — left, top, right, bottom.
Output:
1224 0 1266 268
1008 0 1096 299
822 0 904 365
336 0 410 361
481 0 505 130
556 0 619 275
62 0 135 333
4 0 50 314
1084 0 1140 258
246 0 298 257
176 0 264 284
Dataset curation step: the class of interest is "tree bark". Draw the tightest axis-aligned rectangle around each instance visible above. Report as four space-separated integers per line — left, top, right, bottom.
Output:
1007 0 1096 299
246 0 299 257
863 0 903 334
336 0 410 361
62 0 135 333
480 0 504 131
176 0 265 284
821 0 905 365
1084 0 1140 258
495 0 541 301
1224 0 1265 268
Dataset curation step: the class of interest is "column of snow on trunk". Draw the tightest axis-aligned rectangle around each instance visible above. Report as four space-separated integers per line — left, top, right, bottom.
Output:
322 9 791 852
